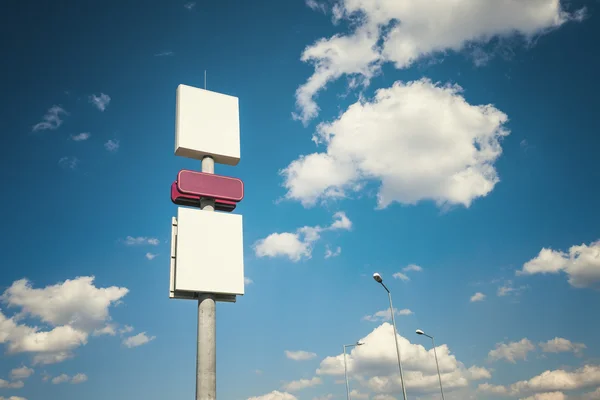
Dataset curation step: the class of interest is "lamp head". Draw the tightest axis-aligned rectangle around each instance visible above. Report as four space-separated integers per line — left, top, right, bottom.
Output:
373 273 383 283
416 329 424 335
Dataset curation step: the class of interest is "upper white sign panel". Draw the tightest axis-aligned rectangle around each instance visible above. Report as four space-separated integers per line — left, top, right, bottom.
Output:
175 84 240 166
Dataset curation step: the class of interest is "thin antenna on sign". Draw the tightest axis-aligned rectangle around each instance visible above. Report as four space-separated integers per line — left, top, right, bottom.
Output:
204 70 207 89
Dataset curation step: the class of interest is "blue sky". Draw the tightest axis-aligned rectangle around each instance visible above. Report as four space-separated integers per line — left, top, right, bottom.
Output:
1 1 599 399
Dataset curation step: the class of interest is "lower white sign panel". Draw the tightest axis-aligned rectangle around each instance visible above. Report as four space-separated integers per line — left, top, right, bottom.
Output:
171 207 244 296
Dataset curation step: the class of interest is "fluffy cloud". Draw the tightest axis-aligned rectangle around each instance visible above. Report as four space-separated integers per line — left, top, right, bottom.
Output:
104 139 120 152
123 236 160 246
89 93 111 111
520 393 566 400
488 338 535 363
123 332 156 348
0 397 27 400
362 308 413 322
10 367 33 380
244 277 254 285
497 280 528 297
316 322 485 395
58 156 79 170
254 212 351 261
0 379 24 389
247 391 297 400
324 246 341 259
282 377 322 392
518 240 600 289
70 132 91 141
32 105 68 132
285 350 317 361
393 265 423 281
477 382 508 395
470 292 486 302
283 79 510 209
145 252 158 260
50 373 86 384
540 338 586 355
0 277 128 364
294 0 584 123
509 365 600 397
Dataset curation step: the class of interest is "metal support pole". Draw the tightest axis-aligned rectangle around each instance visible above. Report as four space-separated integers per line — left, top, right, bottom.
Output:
343 345 351 400
196 156 216 400
384 284 408 400
430 336 445 400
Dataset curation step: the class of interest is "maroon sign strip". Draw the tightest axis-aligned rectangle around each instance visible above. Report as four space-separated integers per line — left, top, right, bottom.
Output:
170 182 236 212
177 170 244 202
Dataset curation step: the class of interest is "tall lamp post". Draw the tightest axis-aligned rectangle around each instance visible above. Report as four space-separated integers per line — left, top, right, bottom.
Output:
416 329 445 400
373 273 408 400
343 341 364 400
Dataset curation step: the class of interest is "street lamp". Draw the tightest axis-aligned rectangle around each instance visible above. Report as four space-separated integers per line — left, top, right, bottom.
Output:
343 341 364 400
416 329 445 400
373 273 408 400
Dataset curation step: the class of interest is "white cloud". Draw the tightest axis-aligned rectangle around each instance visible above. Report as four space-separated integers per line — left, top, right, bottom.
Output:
254 212 351 262
92 324 116 336
313 395 333 400
350 390 369 399
324 246 341 259
295 0 583 123
32 105 68 132
70 373 87 384
244 277 254 285
518 240 600 289
403 264 422 272
509 365 600 396
50 373 86 384
145 252 158 260
477 382 508 395
248 391 297 400
363 308 413 322
184 2 196 10
119 325 134 335
285 350 317 361
582 387 600 400
470 292 486 302
540 338 586 355
392 272 409 281
497 281 528 297
305 0 326 13
0 379 24 389
488 338 535 363
155 51 174 57
123 236 159 246
104 139 120 152
521 392 566 400
282 377 322 392
89 93 111 111
1 277 128 333
10 367 33 380
58 156 79 170
70 132 91 141
283 79 510 209
0 277 128 364
316 322 482 395
123 332 155 348
467 366 491 380
0 396 28 400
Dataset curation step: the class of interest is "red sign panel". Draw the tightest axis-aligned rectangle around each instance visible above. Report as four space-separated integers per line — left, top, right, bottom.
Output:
171 182 236 212
177 170 244 202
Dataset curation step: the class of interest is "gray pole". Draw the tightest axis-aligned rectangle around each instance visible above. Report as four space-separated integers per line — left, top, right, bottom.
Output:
343 345 351 400
430 336 445 400
384 284 408 400
196 156 216 400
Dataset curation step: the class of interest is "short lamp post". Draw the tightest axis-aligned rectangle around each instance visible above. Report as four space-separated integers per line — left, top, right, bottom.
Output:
416 329 445 400
343 341 364 400
373 273 408 400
